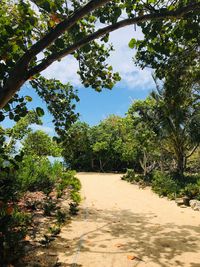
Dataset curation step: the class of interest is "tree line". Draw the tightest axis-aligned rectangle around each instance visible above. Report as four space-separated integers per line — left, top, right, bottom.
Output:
63 77 200 177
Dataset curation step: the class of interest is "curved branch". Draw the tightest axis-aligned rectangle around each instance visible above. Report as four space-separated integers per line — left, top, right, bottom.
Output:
0 0 111 108
186 144 199 159
26 0 111 59
28 2 200 77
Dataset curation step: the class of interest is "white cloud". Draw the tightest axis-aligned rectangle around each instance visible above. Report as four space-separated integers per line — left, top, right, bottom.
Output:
108 26 154 90
30 124 55 134
42 25 154 90
42 55 80 86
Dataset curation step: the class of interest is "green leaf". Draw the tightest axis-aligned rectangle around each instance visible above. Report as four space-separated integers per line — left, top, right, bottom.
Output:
42 1 51 12
14 154 23 162
129 38 137 49
14 115 20 122
36 107 45 117
55 39 65 49
9 112 14 120
3 104 10 112
0 112 5 122
25 96 32 102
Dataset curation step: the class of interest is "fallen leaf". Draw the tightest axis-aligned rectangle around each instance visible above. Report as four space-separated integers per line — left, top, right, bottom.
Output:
127 255 137 260
24 235 31 241
115 243 124 248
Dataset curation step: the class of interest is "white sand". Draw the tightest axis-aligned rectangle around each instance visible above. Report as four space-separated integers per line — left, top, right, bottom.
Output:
57 173 200 267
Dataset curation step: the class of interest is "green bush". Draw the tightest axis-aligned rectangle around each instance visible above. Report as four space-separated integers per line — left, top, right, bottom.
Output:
122 169 136 182
57 170 81 196
0 208 31 264
70 190 81 204
16 156 62 194
180 182 200 200
152 171 178 198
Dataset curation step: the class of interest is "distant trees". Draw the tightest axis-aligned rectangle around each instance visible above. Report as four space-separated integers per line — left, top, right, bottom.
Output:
23 130 61 157
63 86 200 177
62 115 136 172
62 122 91 170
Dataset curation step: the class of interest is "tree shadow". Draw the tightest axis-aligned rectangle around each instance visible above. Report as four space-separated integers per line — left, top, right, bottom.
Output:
17 207 200 267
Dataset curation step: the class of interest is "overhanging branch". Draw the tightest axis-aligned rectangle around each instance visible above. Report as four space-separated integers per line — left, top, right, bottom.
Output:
25 0 111 60
28 2 200 77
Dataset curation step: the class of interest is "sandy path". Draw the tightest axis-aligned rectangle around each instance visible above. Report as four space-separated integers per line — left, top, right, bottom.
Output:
56 173 200 267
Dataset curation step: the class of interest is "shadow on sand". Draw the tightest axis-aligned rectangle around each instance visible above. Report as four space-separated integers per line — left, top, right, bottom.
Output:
17 207 200 267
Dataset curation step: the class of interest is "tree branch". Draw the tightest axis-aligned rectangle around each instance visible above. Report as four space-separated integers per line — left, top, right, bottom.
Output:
26 0 111 60
186 144 199 159
28 2 200 77
0 0 111 108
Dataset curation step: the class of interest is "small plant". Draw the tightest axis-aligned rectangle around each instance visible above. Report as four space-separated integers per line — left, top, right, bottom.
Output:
122 169 136 182
43 200 56 216
55 210 66 224
48 225 61 236
69 202 79 216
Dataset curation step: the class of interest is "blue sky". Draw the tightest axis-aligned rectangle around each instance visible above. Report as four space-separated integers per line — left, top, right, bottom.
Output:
2 26 155 134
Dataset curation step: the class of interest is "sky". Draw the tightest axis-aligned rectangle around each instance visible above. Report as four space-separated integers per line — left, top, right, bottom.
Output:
2 26 156 134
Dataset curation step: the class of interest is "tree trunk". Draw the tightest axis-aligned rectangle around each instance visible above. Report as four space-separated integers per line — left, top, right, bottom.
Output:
0 66 27 108
99 158 104 172
176 153 185 178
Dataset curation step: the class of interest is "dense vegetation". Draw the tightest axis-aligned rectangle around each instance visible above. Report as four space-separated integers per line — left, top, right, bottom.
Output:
0 0 199 265
63 90 200 176
0 114 81 265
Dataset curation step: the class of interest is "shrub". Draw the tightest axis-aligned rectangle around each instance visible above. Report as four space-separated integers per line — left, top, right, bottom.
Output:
16 157 65 194
0 208 31 264
152 171 178 198
180 182 200 200
122 169 136 182
57 170 81 197
48 225 61 236
70 190 81 204
16 156 55 194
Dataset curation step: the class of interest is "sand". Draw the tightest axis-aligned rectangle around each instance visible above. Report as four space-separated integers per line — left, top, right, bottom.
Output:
57 173 200 267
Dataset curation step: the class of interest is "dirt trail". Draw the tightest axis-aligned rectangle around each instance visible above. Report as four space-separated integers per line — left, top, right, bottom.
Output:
56 173 200 267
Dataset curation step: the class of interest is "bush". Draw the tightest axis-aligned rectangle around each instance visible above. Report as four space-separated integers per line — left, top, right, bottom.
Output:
152 171 178 198
122 169 135 182
0 207 31 264
70 191 81 204
57 170 81 197
16 156 62 194
180 182 200 200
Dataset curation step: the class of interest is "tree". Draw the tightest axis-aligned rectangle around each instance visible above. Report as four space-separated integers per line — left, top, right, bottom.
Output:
127 98 160 176
152 81 200 177
62 122 92 170
91 115 125 171
22 130 61 157
128 81 200 177
0 110 42 171
0 0 199 113
130 1 200 81
62 116 128 172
